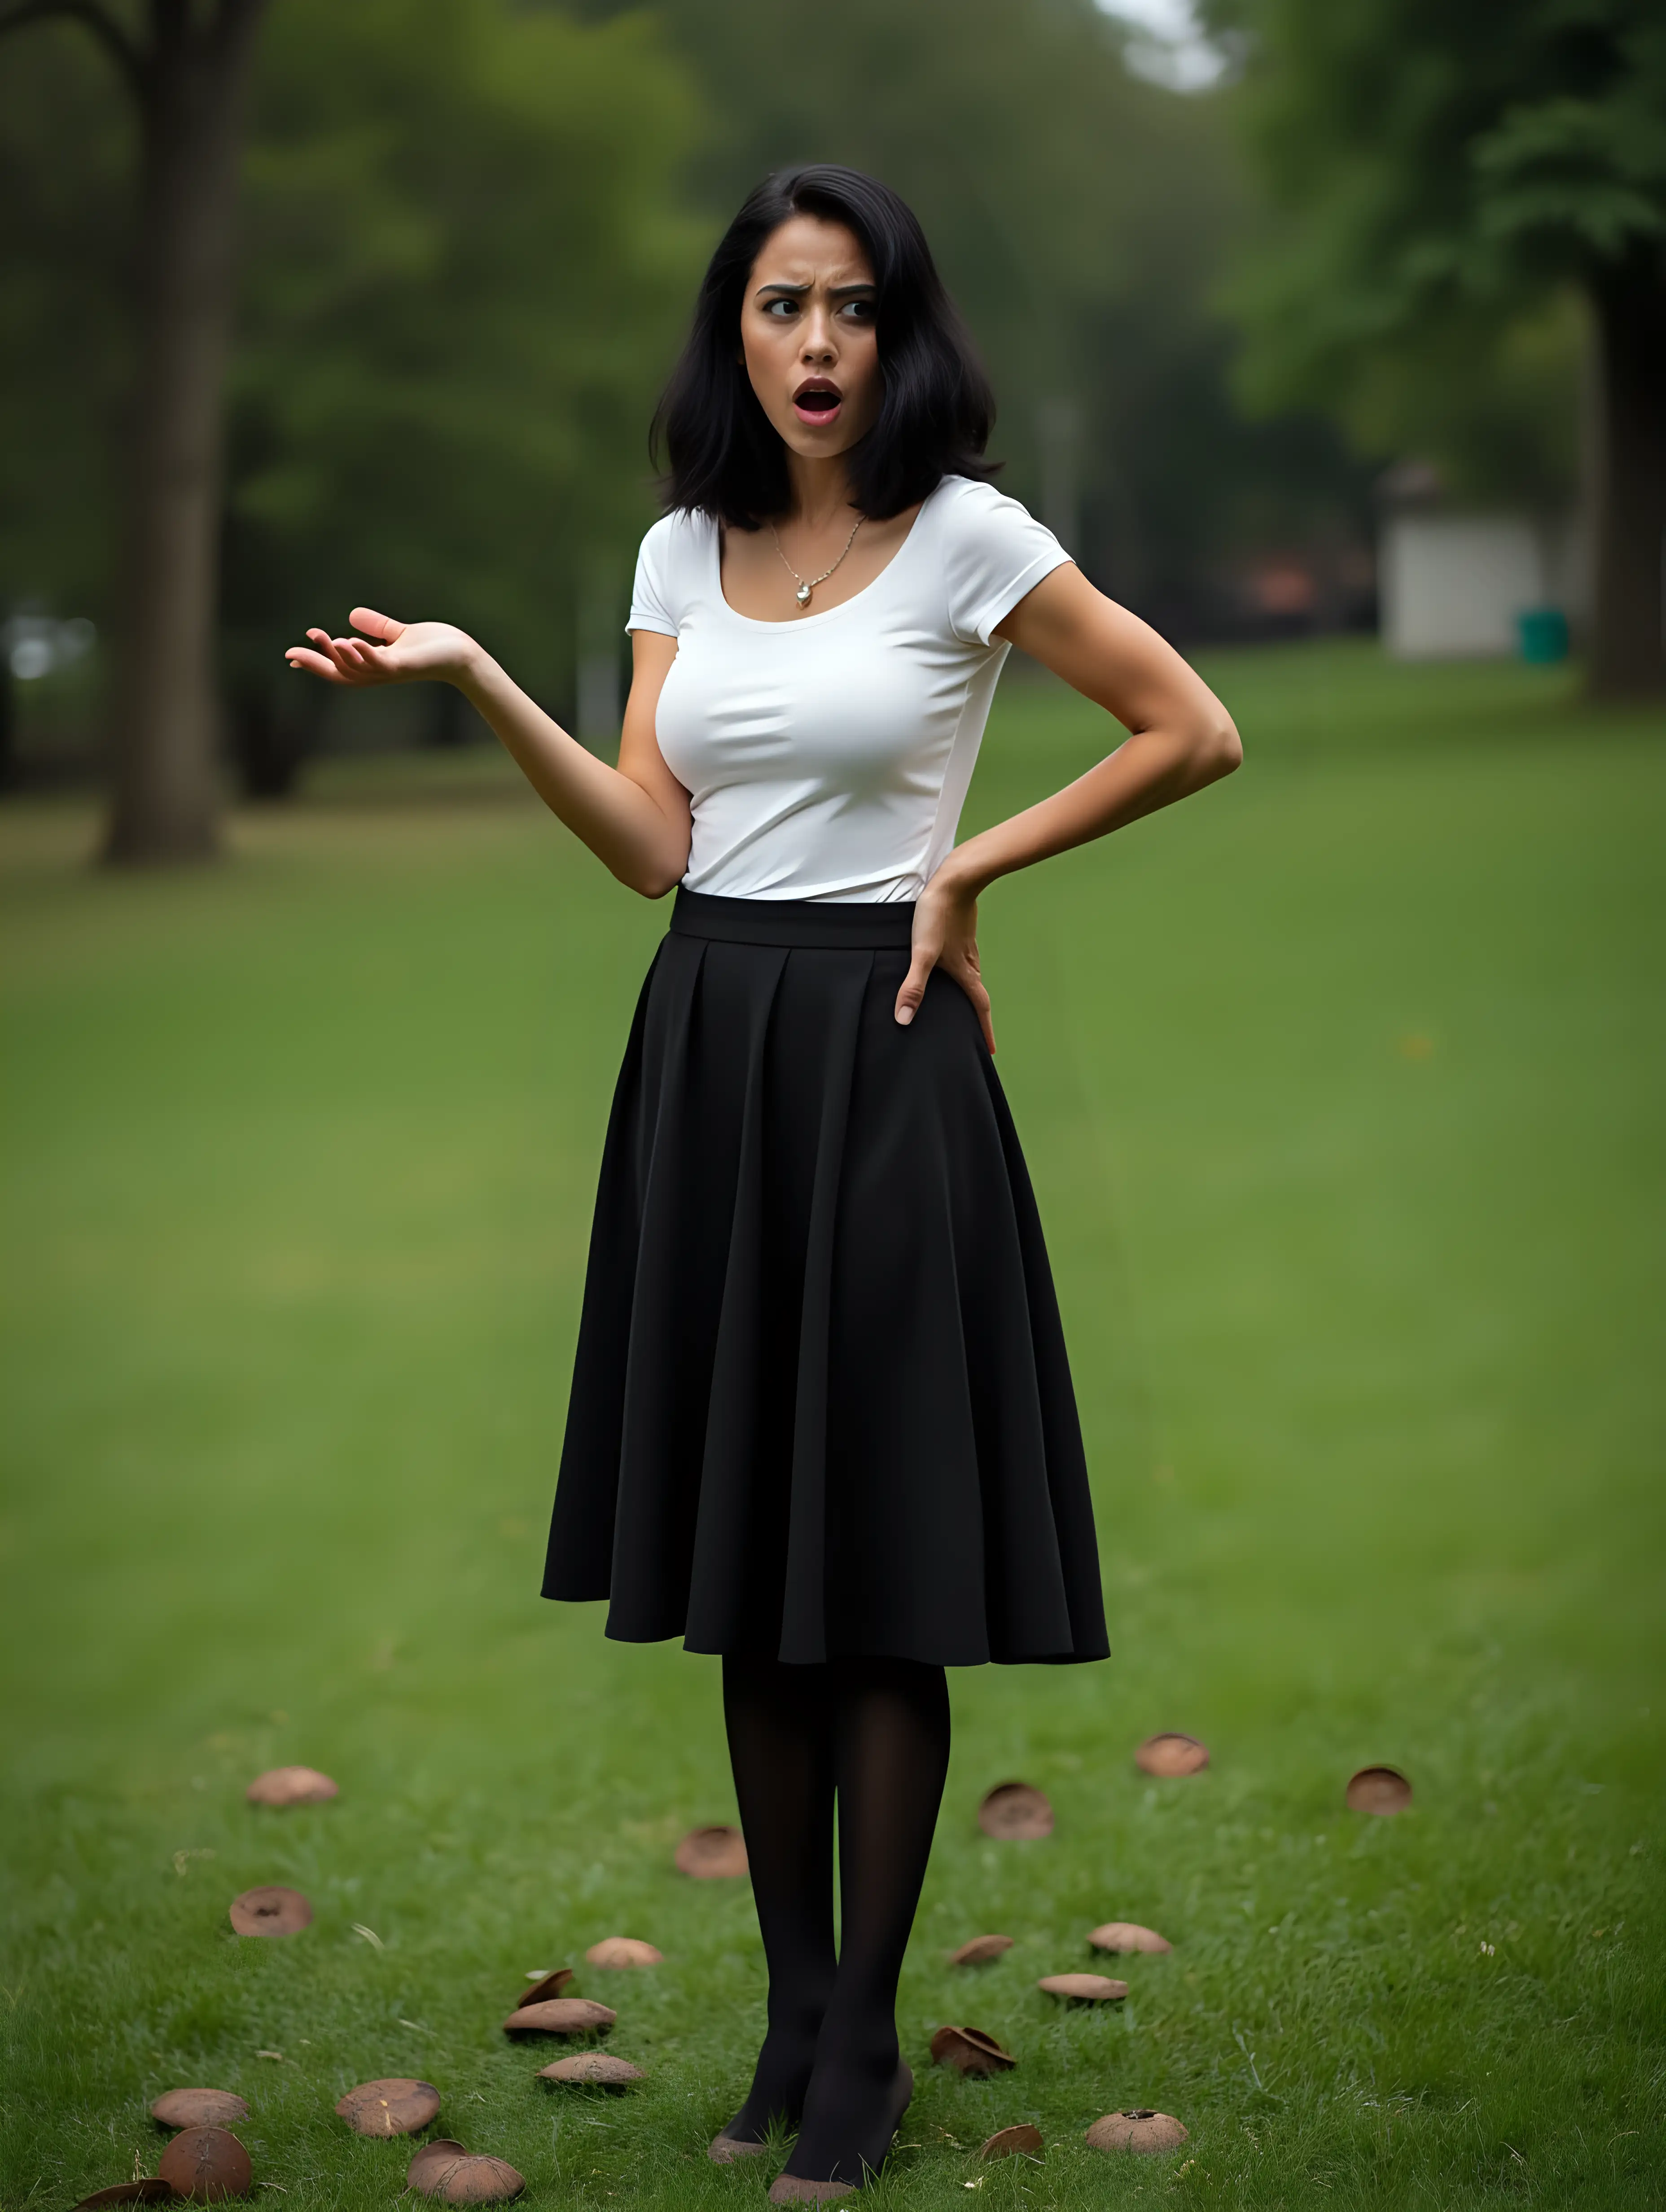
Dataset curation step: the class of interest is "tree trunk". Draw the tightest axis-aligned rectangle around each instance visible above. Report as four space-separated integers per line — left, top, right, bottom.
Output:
1587 251 1666 700
101 0 267 863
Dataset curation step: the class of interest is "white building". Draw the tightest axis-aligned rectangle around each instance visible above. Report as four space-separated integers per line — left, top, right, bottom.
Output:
1378 508 1587 661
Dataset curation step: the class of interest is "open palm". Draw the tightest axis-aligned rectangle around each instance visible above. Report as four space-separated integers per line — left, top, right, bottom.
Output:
285 608 475 687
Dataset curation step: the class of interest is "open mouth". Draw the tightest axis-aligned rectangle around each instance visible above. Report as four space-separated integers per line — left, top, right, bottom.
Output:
793 380 842 424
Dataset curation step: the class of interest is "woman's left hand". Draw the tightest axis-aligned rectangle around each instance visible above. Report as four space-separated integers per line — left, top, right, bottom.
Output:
895 865 995 1053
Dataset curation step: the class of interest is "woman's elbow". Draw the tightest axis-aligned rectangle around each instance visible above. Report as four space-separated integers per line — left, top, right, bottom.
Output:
1198 709 1242 779
614 852 686 900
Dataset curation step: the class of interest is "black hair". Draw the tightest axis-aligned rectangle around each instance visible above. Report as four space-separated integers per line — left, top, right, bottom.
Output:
652 165 997 527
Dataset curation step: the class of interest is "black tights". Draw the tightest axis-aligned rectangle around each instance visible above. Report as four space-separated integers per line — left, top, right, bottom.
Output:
721 1652 951 2186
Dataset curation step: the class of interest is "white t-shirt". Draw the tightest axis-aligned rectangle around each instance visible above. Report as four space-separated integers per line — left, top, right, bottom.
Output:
628 474 1071 903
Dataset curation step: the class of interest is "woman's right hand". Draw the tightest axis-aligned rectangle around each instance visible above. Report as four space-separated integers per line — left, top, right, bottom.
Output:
285 607 478 687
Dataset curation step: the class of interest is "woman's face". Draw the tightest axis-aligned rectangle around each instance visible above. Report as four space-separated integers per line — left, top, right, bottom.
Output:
739 215 881 465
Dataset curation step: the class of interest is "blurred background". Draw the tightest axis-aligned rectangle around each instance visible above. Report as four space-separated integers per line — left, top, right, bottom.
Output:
3 7 1664 2205
2 0 1659 836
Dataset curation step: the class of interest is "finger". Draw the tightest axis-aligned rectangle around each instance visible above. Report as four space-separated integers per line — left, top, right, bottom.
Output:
945 952 996 1055
330 636 389 677
349 606 404 642
285 646 346 682
894 949 935 1027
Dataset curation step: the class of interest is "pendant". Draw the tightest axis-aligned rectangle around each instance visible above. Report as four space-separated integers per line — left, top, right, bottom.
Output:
796 582 812 607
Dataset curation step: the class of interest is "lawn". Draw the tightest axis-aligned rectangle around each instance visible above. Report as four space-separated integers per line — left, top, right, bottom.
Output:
2 641 1663 2210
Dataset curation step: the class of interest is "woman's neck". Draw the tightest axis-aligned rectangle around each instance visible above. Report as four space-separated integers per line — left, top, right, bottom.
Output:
781 448 860 530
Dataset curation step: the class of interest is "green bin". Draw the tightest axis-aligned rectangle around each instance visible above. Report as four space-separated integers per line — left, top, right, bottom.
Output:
1517 606 1569 663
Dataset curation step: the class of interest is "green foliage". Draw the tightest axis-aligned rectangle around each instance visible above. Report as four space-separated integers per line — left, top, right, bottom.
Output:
225 0 707 708
1203 0 1666 496
4 650 1666 2205
587 0 1377 611
0 23 133 609
1 0 1381 677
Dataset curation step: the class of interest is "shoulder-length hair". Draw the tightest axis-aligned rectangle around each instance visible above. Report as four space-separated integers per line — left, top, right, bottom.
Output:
652 165 997 527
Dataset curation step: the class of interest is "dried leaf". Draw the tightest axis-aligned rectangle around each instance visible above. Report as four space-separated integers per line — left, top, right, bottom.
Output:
583 1938 662 1969
425 2157 524 2206
537 2054 644 2087
151 2093 249 2131
518 1969 574 2006
929 2026 1015 2075
156 2128 253 2201
978 2125 1042 2160
228 1888 311 1939
334 2079 441 2137
1346 1765 1412 1815
1087 1922 1171 1955
1084 2110 1188 2154
976 1784 1053 1841
74 2185 179 2208
674 1826 748 1878
1134 1734 1209 1778
948 1934 1014 1967
245 1769 338 1808
406 2142 469 2193
502 1998 616 2037
1037 1973 1127 2002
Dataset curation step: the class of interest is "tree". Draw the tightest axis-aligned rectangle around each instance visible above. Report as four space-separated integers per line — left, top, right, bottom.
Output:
1204 0 1666 695
589 0 1378 634
1 0 706 809
0 0 270 861
221 0 704 790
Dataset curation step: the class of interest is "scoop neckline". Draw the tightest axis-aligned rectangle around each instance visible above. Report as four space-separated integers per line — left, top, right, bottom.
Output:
710 476 950 630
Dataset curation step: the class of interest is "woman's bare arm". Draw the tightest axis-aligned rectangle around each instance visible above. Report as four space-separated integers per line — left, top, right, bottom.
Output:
285 610 690 897
894 565 1242 1046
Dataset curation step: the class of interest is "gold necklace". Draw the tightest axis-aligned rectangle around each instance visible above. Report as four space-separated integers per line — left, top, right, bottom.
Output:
770 514 864 607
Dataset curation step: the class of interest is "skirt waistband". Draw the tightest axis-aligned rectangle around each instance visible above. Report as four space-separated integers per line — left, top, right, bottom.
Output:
670 887 916 950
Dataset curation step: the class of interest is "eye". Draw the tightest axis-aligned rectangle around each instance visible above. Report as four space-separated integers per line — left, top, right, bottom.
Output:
840 298 876 323
762 297 799 318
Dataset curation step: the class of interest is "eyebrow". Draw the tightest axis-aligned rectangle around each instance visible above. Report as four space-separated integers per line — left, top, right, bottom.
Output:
754 281 877 299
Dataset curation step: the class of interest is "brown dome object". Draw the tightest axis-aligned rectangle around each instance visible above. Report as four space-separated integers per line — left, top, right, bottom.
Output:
518 1968 573 2005
502 1997 616 2037
245 1767 338 1808
978 2124 1043 2161
228 1886 311 1938
977 1782 1053 1841
674 1824 748 1878
1346 1765 1412 1815
406 2142 469 2193
1085 2110 1189 2155
151 2091 249 2130
1135 1734 1210 1778
334 2078 442 2137
74 2184 179 2207
948 1933 1015 1966
1037 1973 1128 2003
929 2025 1016 2075
537 2054 645 2087
584 1937 662 1969
1088 1922 1172 1956
157 2128 253 2201
411 2154 525 2206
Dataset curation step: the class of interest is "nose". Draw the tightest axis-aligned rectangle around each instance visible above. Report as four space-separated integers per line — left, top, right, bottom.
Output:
800 303 837 363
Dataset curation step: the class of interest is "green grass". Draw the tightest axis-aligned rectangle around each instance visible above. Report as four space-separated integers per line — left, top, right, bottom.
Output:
2 640 1663 2210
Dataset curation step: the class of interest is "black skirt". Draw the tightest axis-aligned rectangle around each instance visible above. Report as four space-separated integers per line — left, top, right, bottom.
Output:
541 889 1109 1668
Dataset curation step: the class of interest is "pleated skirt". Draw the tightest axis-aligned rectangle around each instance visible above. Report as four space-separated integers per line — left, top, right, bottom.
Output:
541 889 1109 1668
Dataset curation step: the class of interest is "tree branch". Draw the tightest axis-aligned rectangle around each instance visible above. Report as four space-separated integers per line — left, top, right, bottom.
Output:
0 0 148 100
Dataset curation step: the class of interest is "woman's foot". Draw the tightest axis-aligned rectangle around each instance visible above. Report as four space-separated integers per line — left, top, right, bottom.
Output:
767 2056 912 2200
709 2026 823 2159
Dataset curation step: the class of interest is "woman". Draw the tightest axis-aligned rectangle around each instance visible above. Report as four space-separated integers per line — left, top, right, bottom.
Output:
289 165 1240 2202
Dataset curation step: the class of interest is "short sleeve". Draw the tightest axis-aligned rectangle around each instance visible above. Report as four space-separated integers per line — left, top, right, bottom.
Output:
626 514 681 638
941 480 1073 646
